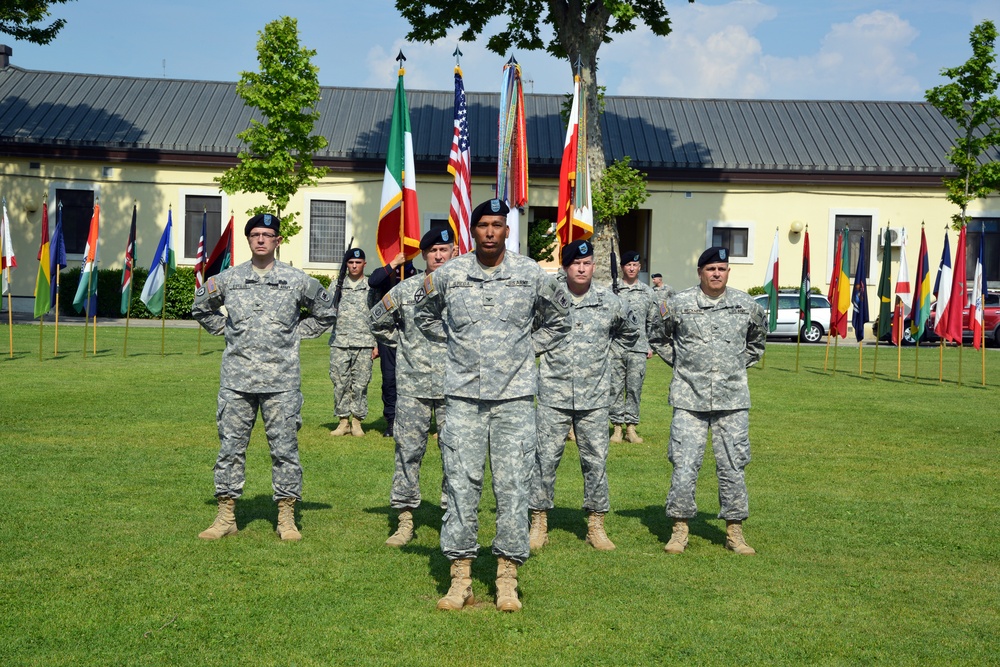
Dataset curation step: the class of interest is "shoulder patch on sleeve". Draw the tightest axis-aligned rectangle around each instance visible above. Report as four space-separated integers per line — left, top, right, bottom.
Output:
196 286 206 298
660 302 669 318
627 308 640 326
423 273 436 296
206 276 217 294
381 293 395 312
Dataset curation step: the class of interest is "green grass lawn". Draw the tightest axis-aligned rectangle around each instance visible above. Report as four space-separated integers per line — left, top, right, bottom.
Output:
1 324 998 666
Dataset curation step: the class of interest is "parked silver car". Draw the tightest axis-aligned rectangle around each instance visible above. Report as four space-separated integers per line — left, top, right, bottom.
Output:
753 292 831 343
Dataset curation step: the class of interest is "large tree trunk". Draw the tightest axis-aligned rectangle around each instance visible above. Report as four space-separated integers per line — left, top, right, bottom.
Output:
548 0 619 285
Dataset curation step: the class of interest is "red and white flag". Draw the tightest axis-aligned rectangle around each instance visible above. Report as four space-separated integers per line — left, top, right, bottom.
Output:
556 72 593 245
970 229 986 350
447 66 472 255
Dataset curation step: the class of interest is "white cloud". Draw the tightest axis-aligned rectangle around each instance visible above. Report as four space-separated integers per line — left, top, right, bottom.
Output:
605 1 922 100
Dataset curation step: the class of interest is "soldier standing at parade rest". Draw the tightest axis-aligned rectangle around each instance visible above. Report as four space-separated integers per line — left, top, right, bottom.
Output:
370 226 454 547
415 198 571 612
609 250 656 444
648 246 767 555
528 240 640 552
650 272 675 298
329 248 376 437
192 213 337 542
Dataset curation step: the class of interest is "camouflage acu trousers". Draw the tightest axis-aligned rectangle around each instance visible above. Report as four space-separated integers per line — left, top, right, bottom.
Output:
531 404 611 513
390 395 447 509
329 346 373 419
666 407 751 521
213 387 304 501
610 349 647 425
439 396 535 564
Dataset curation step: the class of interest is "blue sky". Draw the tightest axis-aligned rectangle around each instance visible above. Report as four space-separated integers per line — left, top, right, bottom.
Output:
7 0 998 100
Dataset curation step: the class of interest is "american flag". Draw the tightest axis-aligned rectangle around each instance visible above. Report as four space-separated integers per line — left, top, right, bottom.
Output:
447 67 472 254
194 209 207 289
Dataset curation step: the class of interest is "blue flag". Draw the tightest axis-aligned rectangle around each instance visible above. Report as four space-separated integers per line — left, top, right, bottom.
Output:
851 234 869 341
49 203 67 305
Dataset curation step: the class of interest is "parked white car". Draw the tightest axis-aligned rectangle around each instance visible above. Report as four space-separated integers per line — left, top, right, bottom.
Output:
753 292 831 343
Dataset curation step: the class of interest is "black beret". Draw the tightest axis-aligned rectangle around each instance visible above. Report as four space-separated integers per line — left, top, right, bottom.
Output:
245 213 281 236
420 226 454 250
343 247 366 261
471 198 510 225
620 250 641 265
651 273 662 279
561 240 594 267
698 246 730 268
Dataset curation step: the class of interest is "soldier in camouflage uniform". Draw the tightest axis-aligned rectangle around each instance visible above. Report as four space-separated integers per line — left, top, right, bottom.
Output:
609 250 655 444
651 273 676 299
370 226 454 547
648 246 767 556
329 247 375 437
415 198 570 612
192 213 337 542
529 240 639 553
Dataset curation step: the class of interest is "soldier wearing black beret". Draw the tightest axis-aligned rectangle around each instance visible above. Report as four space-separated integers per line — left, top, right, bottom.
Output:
609 249 655 444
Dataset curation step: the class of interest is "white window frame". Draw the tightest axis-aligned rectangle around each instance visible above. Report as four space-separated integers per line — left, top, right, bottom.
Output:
177 189 228 266
828 208 878 283
301 193 354 270
48 181 101 261
705 220 755 265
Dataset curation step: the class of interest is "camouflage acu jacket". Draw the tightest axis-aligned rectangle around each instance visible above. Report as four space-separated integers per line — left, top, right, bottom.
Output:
414 251 571 401
614 280 655 354
536 284 640 410
370 272 447 399
648 286 767 411
192 260 337 393
329 277 375 348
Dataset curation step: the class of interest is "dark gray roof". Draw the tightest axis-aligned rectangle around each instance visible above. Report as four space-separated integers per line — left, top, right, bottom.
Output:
0 64 983 180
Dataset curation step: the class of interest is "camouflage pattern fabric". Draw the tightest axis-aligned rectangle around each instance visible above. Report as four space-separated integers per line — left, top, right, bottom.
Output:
192 260 337 393
413 251 571 401
213 388 304 501
329 277 375 348
535 283 639 411
665 407 751 520
648 286 767 411
531 404 611 513
329 347 373 419
614 280 655 353
439 396 535 563
389 394 446 509
192 260 336 502
653 283 677 299
608 349 647 425
370 272 446 400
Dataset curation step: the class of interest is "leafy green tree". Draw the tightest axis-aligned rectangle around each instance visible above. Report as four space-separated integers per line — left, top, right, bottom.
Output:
1 0 73 44
925 19 1000 228
216 16 328 241
591 156 649 281
528 218 557 262
396 0 691 256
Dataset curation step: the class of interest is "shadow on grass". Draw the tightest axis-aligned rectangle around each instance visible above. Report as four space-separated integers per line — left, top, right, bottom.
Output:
203 493 332 531
362 502 444 543
616 506 726 547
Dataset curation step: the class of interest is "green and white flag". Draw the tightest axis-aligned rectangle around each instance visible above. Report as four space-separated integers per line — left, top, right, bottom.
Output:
140 210 175 316
763 229 779 332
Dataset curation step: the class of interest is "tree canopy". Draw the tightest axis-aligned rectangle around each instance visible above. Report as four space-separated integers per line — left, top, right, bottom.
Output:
1 0 73 45
216 16 328 241
925 20 1000 228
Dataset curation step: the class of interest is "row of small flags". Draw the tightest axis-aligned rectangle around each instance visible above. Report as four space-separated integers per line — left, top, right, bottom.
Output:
761 223 989 351
0 198 235 319
377 51 593 267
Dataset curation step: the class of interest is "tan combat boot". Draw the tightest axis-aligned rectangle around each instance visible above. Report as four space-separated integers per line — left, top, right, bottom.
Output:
528 510 549 551
567 425 576 442
624 424 644 444
663 519 689 554
276 497 302 541
495 557 522 612
725 520 756 555
585 512 616 551
198 497 238 540
436 558 475 610
330 417 350 436
351 416 365 437
385 509 414 547
610 424 623 443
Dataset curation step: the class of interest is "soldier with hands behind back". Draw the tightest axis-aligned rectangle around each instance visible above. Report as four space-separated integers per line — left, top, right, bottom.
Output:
329 247 375 438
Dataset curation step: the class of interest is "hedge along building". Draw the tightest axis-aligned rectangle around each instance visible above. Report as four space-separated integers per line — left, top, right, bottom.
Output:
1 47 998 328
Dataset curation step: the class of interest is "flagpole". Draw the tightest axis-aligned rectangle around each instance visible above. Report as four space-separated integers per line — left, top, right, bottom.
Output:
858 335 863 377
957 337 963 387
6 292 11 358
897 333 902 379
872 336 879 378
939 340 944 383
824 330 832 371
795 327 801 372
82 284 89 358
39 309 44 361
914 338 920 382
982 326 987 387
54 271 60 355
832 335 839 375
92 311 97 355
160 284 167 357
397 51 407 284
123 299 131 357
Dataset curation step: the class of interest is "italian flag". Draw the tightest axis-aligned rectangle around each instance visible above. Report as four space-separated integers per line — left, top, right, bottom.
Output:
763 229 779 331
376 68 421 266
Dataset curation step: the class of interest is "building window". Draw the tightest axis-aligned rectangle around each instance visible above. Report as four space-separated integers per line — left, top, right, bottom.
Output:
967 218 1000 284
309 199 347 263
54 188 95 255
712 227 749 258
833 214 873 278
183 195 223 259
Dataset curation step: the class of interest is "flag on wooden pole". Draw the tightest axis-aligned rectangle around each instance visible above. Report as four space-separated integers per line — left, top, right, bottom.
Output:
72 200 100 314
447 59 473 255
763 229 779 332
120 205 137 315
970 225 986 351
0 198 16 296
34 200 51 317
497 56 528 252
140 209 176 316
556 64 593 246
